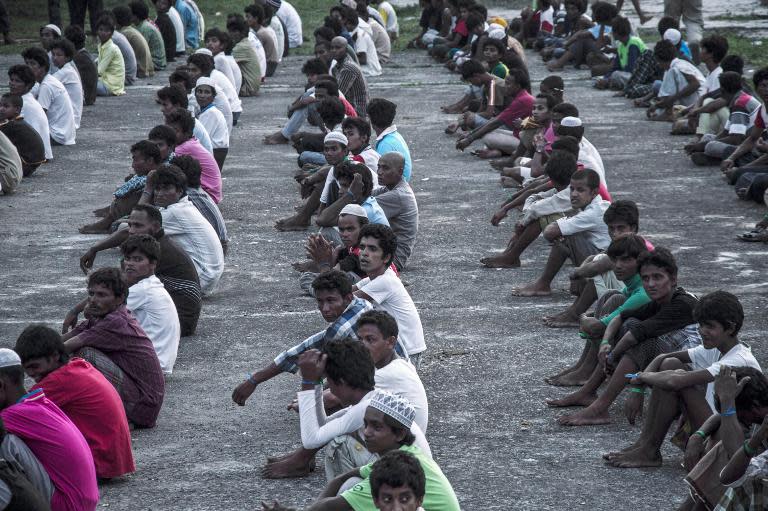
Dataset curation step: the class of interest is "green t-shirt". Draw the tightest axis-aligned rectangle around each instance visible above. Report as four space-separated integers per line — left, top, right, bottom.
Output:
341 445 461 511
491 61 509 79
599 272 651 326
232 39 261 96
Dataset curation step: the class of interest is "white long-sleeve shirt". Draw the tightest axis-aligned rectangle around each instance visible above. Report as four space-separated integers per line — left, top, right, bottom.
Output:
521 187 571 226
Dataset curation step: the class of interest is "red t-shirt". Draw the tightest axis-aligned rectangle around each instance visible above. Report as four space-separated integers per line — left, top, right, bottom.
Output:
341 97 358 118
497 89 535 137
754 105 767 131
32 359 136 479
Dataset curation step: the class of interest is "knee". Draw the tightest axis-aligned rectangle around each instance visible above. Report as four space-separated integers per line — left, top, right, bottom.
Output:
603 293 627 314
660 357 684 371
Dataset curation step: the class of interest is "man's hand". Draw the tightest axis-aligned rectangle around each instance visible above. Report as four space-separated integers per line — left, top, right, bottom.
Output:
490 209 507 226
714 365 750 407
624 391 644 425
307 235 335 266
62 309 79 334
232 378 257 406
684 433 707 471
569 267 583 281
80 249 96 275
456 136 472 151
261 501 296 511
598 343 612 365
579 316 604 338
755 137 768 153
721 158 736 173
349 173 364 201
298 349 327 383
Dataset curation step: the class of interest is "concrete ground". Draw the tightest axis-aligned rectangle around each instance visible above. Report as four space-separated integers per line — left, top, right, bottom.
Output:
1 21 768 511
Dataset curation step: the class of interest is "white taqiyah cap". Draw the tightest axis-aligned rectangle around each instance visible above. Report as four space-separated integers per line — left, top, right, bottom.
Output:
369 390 416 430
488 28 506 40
42 24 61 36
324 131 348 146
194 48 213 56
663 28 682 45
0 349 21 368
340 204 368 218
195 77 216 89
561 116 582 127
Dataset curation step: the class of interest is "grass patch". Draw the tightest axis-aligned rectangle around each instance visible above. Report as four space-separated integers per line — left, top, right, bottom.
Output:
709 12 768 21
719 31 768 69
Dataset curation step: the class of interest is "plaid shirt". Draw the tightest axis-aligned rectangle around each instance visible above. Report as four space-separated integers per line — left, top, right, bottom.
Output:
274 297 373 373
624 49 660 98
714 478 768 511
114 174 146 198
332 58 369 119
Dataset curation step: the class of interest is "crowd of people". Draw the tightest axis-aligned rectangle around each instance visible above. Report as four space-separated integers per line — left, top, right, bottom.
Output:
0 0 766 509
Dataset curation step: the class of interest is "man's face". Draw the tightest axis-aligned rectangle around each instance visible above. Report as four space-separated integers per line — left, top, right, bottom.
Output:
358 323 395 366
186 63 203 81
483 45 500 63
97 26 112 44
640 264 676 302
565 3 580 18
343 126 365 153
155 0 170 12
331 40 347 61
153 183 183 207
359 235 388 274
149 138 172 160
22 356 60 383
0 100 19 121
85 284 123 318
195 85 215 109
315 45 330 62
338 214 362 248
655 56 671 71
611 254 639 283
122 249 156 285
8 75 29 95
377 155 402 188
363 408 402 454
24 59 46 83
324 141 346 165
51 48 69 69
127 210 160 235
314 86 330 101
245 13 258 29
606 220 634 240
569 178 597 209
532 98 550 124
157 97 176 116
40 28 57 49
374 484 423 511
551 111 564 131
698 319 728 350
206 37 224 54
315 288 350 322
756 79 768 104
131 151 154 175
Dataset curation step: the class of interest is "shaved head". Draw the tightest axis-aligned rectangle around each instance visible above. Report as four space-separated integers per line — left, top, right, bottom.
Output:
377 152 405 187
330 36 348 61
381 152 404 170
332 36 348 47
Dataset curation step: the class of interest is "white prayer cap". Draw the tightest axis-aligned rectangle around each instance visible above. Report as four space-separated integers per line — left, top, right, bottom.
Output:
369 390 416 430
195 77 216 89
581 14 592 23
42 24 61 36
561 116 582 127
324 131 348 146
488 28 507 40
663 28 682 45
340 204 368 218
341 0 357 7
0 349 21 368
194 48 213 56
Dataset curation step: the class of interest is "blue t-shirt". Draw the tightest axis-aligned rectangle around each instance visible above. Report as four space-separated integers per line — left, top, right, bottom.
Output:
588 24 612 40
680 40 692 59
175 0 199 48
362 197 390 226
375 129 413 181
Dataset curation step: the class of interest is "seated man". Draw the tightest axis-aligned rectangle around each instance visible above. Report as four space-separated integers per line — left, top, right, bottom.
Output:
555 248 702 426
245 4 279 77
186 53 242 128
512 169 611 298
79 139 162 234
226 15 262 97
14 325 135 479
0 131 22 195
120 234 181 375
95 15 127 96
720 68 768 181
344 6 382 77
367 99 412 181
169 67 233 132
49 39 83 130
329 36 370 119
165 109 222 203
0 94 46 177
114 5 154 79
21 46 76 147
7 65 52 161
444 59 507 136
61 268 165 428
604 291 762 468
205 28 240 93
64 24 98 106
193 77 229 171
79 204 202 336
342 117 378 176
155 87 213 154
372 152 418 271
296 97 347 168
315 161 389 233
130 0 167 72
646 39 705 121
0 349 99 510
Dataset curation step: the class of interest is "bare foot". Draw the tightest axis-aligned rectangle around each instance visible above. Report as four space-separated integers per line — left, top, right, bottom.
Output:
639 14 653 25
92 206 110 218
511 282 551 297
261 456 314 479
602 443 643 461
264 132 289 145
546 368 593 386
475 148 503 159
557 407 612 426
500 177 521 189
547 62 564 72
275 217 310 232
444 122 460 134
480 255 521 268
543 311 580 328
490 158 514 171
605 448 663 468
78 221 112 234
546 392 597 408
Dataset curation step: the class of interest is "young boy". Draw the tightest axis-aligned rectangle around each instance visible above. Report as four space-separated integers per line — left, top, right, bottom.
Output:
194 77 229 171
370 451 425 511
156 84 214 154
204 28 241 93
0 94 46 176
605 291 761 468
483 37 509 79
367 99 412 181
63 24 98 106
95 16 126 96
595 16 646 90
646 40 705 121
49 39 83 130
444 59 507 136
130 0 167 72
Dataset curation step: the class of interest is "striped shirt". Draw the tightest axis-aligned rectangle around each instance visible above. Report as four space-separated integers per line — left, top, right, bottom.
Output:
331 57 369 118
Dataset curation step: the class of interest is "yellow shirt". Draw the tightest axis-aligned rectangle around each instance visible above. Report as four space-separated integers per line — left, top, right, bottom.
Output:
97 38 126 96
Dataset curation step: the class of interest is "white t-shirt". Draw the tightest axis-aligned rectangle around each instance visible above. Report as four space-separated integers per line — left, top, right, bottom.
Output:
277 0 303 48
578 136 606 187
378 1 399 35
127 275 181 375
269 16 285 63
210 69 242 114
213 53 237 91
188 88 232 133
161 196 224 295
353 28 382 77
357 269 426 356
369 19 391 60
247 31 268 80
320 147 380 205
298 388 431 457
375 358 429 433
53 62 83 129
36 74 76 146
193 118 213 154
21 93 52 160
198 105 229 149
168 7 186 53
688 343 762 411
224 55 243 94
704 65 722 95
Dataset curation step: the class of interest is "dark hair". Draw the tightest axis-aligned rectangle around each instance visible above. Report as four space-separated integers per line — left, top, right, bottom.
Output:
132 204 163 226
148 124 178 147
732 367 768 413
148 164 187 191
611 16 631 38
701 34 728 62
324 15 343 36
637 246 677 277
187 53 215 76
721 55 744 75
564 0 587 13
131 139 163 163
312 270 354 296
335 160 374 198
483 38 505 55
323 339 375 391
128 0 150 20
204 28 231 50
14 325 69 365
95 14 116 33
570 168 600 190
157 85 190 108
169 67 195 91
605 233 647 260
8 65 36 87
88 267 129 300
460 59 486 80
0 94 22 110
468 2 488 18
544 150 577 186
383 414 416 446
113 5 133 26
366 98 397 130
244 4 265 23
540 75 564 96
170 154 202 188
314 40 331 51
302 57 328 76
359 224 397 267
507 67 531 92
342 117 372 143
120 233 161 262
357 310 399 340
64 24 86 48
653 40 677 63
694 290 744 335
465 12 484 31
552 102 579 118
370 451 426 500
317 97 346 128
314 25 336 41
550 136 580 157
555 123 584 141
535 92 557 110
226 15 249 36
315 79 339 97
341 5 359 26
49 38 76 59
166 107 195 135
657 15 679 36
753 68 768 89
21 47 50 72
719 71 743 94
603 199 639 229
0 366 25 387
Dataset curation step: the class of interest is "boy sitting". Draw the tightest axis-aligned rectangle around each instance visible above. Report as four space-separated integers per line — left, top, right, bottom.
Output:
367 99 412 181
7 65 52 161
194 77 229 171
0 94 46 176
155 84 214 154
594 16 646 90
645 40 705 121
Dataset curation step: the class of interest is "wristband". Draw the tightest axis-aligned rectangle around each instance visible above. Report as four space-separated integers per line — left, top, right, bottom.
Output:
720 407 737 417
301 379 321 386
743 440 757 457
600 340 610 346
246 374 258 386
694 430 707 439
628 387 647 395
